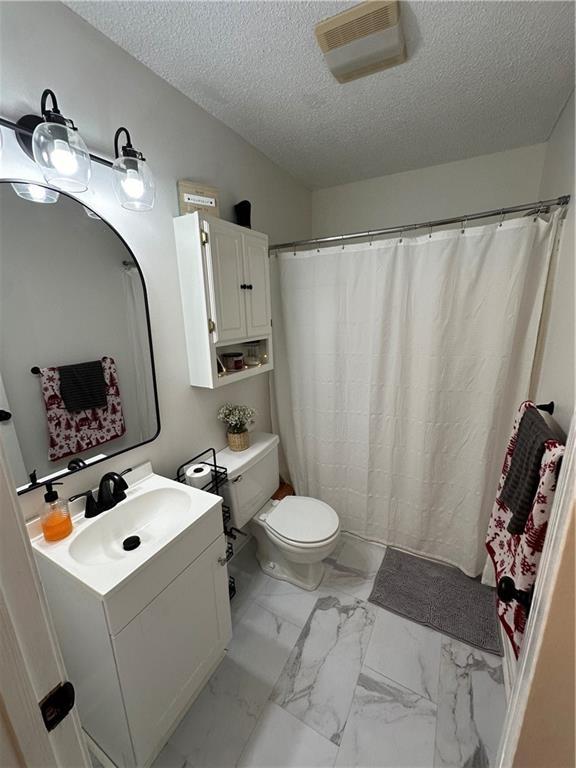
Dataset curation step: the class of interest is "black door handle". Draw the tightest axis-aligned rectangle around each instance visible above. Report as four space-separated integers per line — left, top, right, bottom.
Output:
497 576 534 616
0 410 12 422
40 681 75 732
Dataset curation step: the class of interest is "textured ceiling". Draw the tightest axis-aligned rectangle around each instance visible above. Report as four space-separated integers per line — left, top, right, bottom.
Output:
66 1 575 188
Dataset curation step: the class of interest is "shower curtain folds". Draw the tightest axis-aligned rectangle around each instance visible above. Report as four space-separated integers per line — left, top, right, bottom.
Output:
271 213 560 576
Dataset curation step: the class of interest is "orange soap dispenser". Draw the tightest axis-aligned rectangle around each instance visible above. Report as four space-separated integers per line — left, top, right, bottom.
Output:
41 482 73 542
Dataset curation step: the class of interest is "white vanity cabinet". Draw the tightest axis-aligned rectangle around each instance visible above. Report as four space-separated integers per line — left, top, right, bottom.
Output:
112 535 230 765
174 212 273 388
34 498 232 768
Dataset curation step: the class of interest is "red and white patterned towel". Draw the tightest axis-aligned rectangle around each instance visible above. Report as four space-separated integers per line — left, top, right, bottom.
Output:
39 356 126 461
485 400 564 658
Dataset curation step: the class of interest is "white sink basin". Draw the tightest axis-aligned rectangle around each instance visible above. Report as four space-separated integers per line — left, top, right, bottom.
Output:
69 487 192 566
31 463 223 597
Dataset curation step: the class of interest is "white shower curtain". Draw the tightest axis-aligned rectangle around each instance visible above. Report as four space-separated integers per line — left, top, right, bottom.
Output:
272 213 560 576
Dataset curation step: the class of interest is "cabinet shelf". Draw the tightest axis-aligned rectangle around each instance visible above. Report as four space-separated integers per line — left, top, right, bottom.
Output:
214 362 273 387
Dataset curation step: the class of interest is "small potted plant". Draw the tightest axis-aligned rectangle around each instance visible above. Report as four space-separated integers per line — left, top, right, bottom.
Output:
218 403 256 452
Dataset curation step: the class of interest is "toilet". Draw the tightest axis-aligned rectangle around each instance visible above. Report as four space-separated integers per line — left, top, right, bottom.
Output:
216 433 340 590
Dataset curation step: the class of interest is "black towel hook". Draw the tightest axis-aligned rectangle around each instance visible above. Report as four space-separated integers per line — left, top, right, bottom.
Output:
536 401 555 415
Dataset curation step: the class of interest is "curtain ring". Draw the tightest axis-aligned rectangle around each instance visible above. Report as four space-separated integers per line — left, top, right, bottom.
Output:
461 218 468 234
428 223 432 239
499 210 505 228
369 232 373 246
534 202 544 222
341 235 345 250
399 229 404 244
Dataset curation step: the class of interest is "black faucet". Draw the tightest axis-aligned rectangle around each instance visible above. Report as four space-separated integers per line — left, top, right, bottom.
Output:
70 468 133 518
98 471 131 511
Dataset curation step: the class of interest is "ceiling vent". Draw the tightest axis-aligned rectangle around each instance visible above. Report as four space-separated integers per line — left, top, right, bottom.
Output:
315 1 406 84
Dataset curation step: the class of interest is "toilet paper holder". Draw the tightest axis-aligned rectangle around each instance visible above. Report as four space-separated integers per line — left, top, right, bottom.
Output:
175 447 228 495
175 447 246 555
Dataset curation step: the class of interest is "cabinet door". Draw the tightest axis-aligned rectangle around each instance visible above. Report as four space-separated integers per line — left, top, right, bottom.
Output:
206 219 246 341
112 535 232 767
243 232 271 338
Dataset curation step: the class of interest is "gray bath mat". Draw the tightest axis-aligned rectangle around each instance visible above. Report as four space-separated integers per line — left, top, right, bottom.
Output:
368 548 503 656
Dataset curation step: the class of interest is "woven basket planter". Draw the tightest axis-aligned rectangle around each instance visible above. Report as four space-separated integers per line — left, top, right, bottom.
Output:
227 430 250 452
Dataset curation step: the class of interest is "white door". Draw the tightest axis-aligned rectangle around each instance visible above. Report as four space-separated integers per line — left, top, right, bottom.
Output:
0 444 90 767
205 219 246 342
243 232 271 338
113 534 232 765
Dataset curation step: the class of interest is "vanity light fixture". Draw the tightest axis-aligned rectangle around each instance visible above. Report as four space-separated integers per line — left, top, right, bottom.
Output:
16 89 91 192
112 127 155 211
11 182 60 204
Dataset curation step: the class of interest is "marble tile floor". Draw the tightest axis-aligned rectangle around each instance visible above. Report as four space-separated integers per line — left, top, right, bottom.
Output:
152 534 506 768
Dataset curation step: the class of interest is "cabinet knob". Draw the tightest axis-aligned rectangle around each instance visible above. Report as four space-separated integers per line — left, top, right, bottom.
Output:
247 284 253 290
240 283 247 290
0 410 12 422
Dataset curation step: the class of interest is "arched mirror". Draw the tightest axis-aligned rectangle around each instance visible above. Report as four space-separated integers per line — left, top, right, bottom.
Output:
0 180 160 493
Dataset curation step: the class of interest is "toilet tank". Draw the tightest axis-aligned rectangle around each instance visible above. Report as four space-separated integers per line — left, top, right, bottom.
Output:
216 433 280 529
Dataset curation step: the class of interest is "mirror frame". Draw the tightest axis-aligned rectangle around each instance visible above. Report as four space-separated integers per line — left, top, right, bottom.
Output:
0 178 161 495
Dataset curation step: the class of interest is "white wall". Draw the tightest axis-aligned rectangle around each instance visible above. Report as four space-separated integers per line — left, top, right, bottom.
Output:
0 1 311 519
533 93 575 433
311 144 547 237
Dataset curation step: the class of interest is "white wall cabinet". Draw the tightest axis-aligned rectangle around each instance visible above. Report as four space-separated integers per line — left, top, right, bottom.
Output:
174 213 273 388
35 507 232 768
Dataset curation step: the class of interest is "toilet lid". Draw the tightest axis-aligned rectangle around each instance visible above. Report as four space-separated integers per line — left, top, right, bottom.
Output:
265 497 340 544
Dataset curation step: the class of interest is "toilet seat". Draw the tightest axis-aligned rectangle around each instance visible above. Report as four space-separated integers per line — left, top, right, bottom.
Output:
264 496 340 545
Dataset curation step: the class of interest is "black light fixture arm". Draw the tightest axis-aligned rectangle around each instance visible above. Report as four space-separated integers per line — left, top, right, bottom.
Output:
114 126 132 158
114 126 144 161
39 88 72 128
40 88 60 117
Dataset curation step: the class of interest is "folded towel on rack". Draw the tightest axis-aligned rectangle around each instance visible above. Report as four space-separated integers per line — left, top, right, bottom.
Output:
38 356 125 461
58 360 107 412
500 404 556 534
485 400 564 658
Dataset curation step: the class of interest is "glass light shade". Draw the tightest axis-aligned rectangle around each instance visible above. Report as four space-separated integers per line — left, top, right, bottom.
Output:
32 121 91 192
11 183 60 204
112 156 155 211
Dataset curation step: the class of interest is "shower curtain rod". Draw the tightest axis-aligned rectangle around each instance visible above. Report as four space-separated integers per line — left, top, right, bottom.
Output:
269 195 570 251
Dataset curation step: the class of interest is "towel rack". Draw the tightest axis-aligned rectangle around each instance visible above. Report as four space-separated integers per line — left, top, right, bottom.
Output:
31 358 108 375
